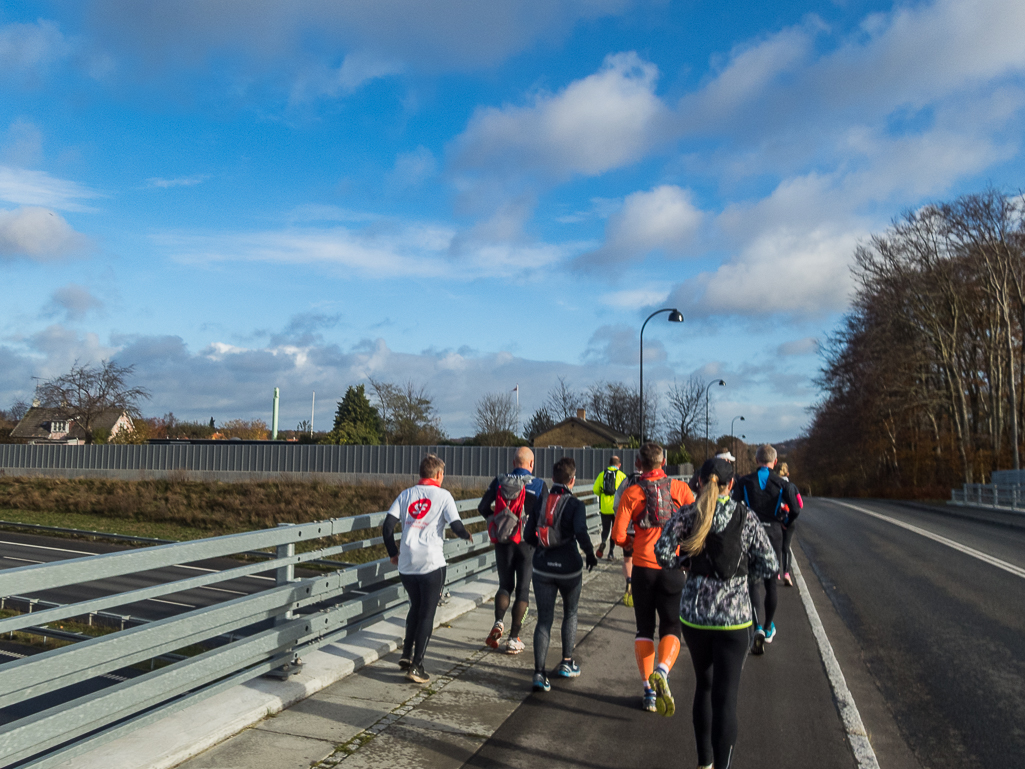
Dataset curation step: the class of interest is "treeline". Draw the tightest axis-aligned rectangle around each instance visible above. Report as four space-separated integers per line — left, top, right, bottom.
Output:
798 188 1025 497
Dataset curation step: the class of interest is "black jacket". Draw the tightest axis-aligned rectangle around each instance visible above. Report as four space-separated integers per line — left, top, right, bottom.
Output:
733 468 799 525
524 484 595 576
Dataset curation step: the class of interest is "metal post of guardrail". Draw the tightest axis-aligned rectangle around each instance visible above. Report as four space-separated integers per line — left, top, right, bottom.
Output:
267 523 302 679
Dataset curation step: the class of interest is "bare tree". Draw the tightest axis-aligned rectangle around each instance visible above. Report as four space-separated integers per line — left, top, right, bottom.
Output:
35 360 150 443
473 392 520 445
664 376 705 443
544 377 583 421
367 377 445 445
524 406 555 443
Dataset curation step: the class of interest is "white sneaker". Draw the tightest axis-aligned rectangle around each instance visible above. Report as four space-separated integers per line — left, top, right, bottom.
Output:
504 637 525 654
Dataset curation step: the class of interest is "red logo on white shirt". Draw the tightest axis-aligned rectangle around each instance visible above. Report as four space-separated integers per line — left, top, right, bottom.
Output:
408 498 432 520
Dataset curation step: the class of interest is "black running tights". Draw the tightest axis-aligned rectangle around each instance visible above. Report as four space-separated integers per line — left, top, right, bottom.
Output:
631 565 685 641
400 567 445 666
749 577 778 629
532 572 581 673
781 521 797 574
681 624 749 769
599 515 615 555
494 541 533 636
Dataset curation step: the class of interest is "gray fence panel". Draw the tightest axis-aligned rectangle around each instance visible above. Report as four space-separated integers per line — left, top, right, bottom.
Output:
0 443 640 481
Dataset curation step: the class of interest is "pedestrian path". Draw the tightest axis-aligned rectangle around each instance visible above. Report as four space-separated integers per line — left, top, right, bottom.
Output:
177 561 624 769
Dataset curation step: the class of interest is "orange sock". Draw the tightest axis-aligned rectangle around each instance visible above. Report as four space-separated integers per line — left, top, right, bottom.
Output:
634 638 655 683
657 634 681 672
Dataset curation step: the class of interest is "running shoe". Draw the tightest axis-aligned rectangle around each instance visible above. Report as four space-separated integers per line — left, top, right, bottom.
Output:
623 587 634 608
596 542 606 559
555 659 581 678
532 672 551 692
648 670 675 717
783 572 794 587
504 637 526 655
406 664 430 684
751 626 766 655
438 590 451 605
765 622 777 643
398 656 412 670
606 550 616 561
642 689 658 712
485 620 504 649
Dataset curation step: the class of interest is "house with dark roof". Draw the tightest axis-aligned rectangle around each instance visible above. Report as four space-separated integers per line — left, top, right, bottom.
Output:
10 407 134 444
532 409 632 448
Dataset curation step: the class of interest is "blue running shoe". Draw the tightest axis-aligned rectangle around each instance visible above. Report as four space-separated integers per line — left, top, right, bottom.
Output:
532 672 551 692
642 689 658 712
765 622 777 643
556 659 581 678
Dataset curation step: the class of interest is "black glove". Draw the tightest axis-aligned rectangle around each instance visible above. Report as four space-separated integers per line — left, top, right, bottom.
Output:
586 551 598 571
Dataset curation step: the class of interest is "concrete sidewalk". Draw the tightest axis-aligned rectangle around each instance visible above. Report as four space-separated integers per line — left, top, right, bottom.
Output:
176 561 625 769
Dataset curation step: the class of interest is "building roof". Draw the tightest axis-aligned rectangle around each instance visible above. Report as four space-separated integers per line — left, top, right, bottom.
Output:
11 407 131 440
533 416 631 447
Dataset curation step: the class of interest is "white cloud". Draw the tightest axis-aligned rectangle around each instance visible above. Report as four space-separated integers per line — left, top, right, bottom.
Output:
600 286 670 310
45 284 104 321
583 324 666 366
0 20 71 80
575 185 704 270
452 52 669 179
147 175 210 188
777 337 819 356
156 208 574 280
0 166 102 211
0 207 89 261
386 146 437 191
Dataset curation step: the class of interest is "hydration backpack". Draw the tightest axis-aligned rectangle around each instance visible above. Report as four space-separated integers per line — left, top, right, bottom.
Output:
635 476 676 530
537 490 573 549
487 473 531 544
741 472 786 523
688 503 748 580
601 468 618 496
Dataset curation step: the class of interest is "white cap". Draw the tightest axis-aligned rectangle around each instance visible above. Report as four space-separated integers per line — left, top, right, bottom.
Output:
715 450 736 462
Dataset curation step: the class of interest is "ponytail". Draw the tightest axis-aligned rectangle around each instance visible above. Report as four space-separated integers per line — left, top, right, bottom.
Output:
681 474 720 556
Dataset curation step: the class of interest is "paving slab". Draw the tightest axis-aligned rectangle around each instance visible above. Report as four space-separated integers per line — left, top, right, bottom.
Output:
177 729 336 769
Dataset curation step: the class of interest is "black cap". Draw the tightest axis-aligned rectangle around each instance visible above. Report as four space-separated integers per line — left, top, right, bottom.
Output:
699 457 734 485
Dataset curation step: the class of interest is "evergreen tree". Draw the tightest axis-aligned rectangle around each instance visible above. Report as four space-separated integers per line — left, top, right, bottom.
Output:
326 385 383 445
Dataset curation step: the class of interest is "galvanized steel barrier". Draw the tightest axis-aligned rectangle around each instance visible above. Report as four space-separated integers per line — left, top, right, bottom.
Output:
0 444 639 483
950 483 1025 514
0 490 601 768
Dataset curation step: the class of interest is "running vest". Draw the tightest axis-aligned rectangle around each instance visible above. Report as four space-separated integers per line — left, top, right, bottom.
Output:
688 502 748 580
634 476 675 530
740 470 786 524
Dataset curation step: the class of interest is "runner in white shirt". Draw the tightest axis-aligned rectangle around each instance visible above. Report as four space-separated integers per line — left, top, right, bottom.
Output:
382 454 471 683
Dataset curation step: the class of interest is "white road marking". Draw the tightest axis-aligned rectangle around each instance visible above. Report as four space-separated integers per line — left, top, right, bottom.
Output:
830 500 1025 580
3 557 43 564
172 563 275 582
0 540 95 556
794 558 881 769
145 598 196 608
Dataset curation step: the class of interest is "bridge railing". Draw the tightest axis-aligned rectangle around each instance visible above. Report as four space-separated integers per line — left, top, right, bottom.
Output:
0 489 600 769
950 483 1025 514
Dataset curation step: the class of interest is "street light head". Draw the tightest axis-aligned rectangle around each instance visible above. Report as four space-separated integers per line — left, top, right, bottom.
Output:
668 309 684 323
740 416 745 421
718 379 726 386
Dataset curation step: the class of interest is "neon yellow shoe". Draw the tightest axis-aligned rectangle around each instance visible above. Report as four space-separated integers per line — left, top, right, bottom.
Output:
622 587 633 607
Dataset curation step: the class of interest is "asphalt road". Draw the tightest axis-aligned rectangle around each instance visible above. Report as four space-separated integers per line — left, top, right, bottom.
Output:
798 498 1025 769
0 531 280 621
466 559 856 769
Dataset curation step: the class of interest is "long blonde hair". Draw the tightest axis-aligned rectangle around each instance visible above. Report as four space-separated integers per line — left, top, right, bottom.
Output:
681 474 722 556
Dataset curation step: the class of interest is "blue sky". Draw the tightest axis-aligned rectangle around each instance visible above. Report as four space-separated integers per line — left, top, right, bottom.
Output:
2 0 1025 442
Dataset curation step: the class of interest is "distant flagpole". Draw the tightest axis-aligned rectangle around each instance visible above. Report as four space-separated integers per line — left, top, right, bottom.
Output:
513 384 519 409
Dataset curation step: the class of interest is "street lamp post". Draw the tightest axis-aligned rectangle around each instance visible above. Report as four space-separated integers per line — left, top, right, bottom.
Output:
639 308 684 442
731 415 745 459
704 379 726 461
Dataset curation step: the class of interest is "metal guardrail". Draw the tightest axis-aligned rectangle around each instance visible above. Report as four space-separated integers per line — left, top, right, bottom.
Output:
0 489 601 769
950 483 1025 514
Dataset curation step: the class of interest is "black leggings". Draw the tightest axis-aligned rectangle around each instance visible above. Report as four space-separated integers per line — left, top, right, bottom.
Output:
749 522 782 628
681 624 750 769
781 521 797 574
400 567 445 666
495 541 533 604
532 571 582 673
631 566 685 640
599 515 615 553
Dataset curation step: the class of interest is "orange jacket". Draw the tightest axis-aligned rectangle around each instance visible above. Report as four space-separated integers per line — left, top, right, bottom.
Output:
612 468 694 569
